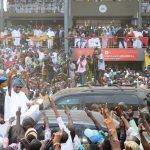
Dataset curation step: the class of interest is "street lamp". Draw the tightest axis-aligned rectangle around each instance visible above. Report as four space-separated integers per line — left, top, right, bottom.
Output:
0 0 4 30
64 0 69 55
138 0 142 28
64 0 69 77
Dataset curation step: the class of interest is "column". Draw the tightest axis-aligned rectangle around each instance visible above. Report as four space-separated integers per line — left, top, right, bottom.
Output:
138 0 142 28
0 0 4 30
64 0 69 55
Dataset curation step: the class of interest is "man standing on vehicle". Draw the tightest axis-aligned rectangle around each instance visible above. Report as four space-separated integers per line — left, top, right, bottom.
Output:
92 48 99 84
97 48 105 86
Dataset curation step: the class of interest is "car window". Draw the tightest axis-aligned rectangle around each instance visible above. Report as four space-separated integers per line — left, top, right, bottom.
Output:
83 94 114 103
114 94 139 105
82 94 115 109
56 95 83 109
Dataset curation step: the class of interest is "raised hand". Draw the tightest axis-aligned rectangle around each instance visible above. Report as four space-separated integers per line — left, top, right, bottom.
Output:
16 107 21 116
84 107 93 117
99 103 110 119
40 139 52 150
64 105 70 115
9 117 15 124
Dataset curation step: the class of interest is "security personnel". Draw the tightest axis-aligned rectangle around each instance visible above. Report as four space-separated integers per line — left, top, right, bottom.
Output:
0 76 7 123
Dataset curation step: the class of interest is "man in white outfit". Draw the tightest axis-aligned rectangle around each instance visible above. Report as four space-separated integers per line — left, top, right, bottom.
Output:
34 27 43 47
4 73 29 121
11 28 21 46
47 28 55 49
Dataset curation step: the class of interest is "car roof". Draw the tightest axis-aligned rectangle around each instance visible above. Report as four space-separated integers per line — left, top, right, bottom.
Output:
38 110 119 127
52 86 149 100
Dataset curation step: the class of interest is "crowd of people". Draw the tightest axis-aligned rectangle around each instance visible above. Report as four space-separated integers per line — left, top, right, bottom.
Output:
7 0 64 14
141 0 150 13
0 83 150 150
0 24 150 49
0 22 150 149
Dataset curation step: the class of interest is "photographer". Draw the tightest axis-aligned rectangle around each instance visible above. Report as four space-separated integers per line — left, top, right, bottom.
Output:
76 55 87 85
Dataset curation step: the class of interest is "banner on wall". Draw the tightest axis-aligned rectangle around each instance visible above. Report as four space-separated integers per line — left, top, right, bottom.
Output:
73 48 139 61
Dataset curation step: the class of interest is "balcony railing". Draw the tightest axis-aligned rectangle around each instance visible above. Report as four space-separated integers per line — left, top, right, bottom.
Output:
0 35 148 48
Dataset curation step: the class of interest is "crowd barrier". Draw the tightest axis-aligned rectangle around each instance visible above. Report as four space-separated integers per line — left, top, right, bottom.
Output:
0 35 148 48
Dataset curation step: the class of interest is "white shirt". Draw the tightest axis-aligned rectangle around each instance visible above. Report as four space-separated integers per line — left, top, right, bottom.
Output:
11 29 20 38
34 29 43 37
51 52 58 64
25 56 32 66
133 39 142 48
69 63 76 78
47 30 55 38
98 54 105 71
88 38 101 48
57 117 74 150
38 50 45 62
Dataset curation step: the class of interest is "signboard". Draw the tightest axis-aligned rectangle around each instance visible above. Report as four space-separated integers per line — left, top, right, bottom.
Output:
73 48 139 61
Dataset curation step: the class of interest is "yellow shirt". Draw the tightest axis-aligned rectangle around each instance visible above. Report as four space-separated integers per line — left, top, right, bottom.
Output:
144 50 150 69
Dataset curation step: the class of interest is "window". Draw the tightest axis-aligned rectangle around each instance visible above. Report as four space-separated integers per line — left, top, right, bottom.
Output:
114 94 139 105
57 95 84 109
83 94 114 103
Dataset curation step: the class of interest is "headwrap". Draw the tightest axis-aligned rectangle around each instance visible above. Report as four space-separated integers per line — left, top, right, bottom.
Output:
12 78 25 88
25 128 38 140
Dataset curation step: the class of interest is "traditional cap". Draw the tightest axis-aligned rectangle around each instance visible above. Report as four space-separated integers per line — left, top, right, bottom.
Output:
12 78 25 88
0 76 7 84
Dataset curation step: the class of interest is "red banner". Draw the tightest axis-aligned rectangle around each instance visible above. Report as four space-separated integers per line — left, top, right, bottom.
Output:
73 48 139 61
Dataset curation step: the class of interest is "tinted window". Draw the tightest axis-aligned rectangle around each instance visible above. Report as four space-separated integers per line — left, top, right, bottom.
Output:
82 94 115 109
114 94 139 105
83 94 114 103
56 95 84 109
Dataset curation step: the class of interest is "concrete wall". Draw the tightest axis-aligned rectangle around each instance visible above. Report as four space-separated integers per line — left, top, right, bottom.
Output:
72 1 138 18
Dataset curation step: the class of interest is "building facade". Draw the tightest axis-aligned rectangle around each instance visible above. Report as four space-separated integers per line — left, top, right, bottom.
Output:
2 0 150 27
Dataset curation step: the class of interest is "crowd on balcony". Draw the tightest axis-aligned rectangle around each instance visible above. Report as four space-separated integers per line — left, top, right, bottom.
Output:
70 25 150 49
141 0 150 13
0 24 149 49
7 0 64 14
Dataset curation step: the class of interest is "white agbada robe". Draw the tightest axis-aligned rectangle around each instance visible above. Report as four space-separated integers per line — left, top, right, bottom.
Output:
4 89 29 121
11 29 21 46
47 29 55 49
